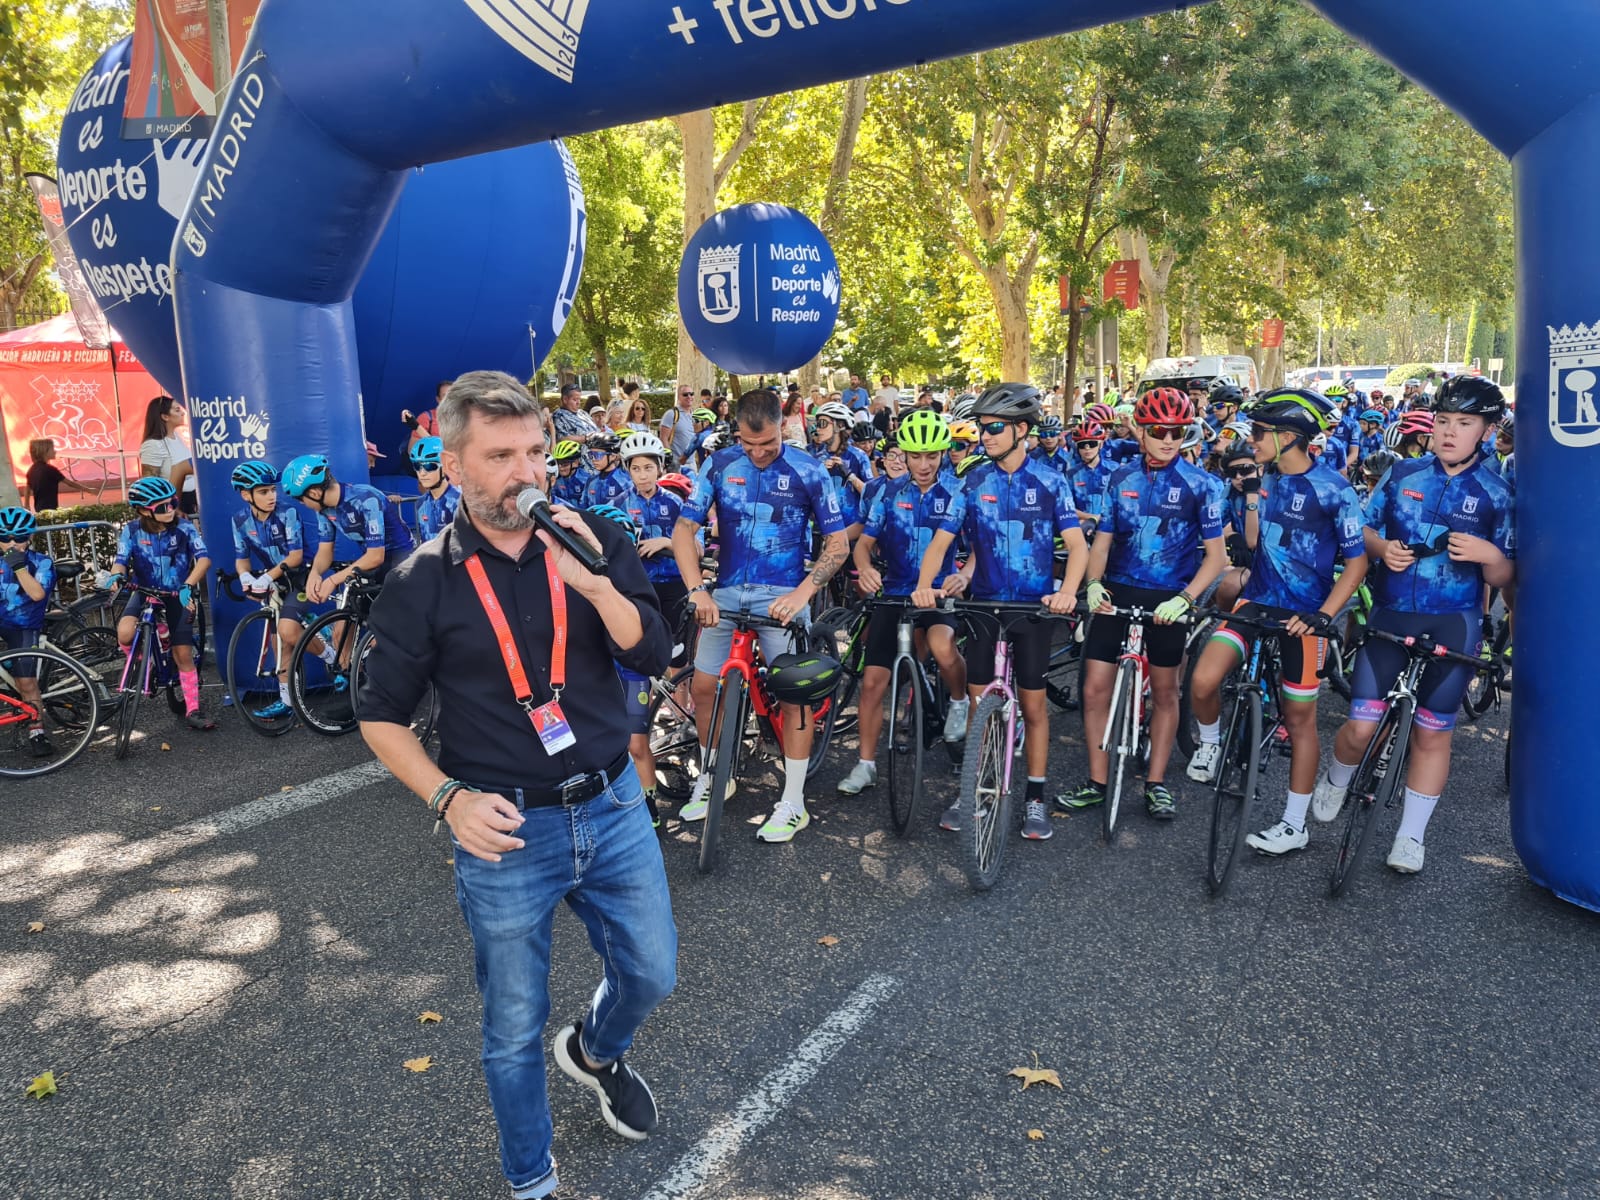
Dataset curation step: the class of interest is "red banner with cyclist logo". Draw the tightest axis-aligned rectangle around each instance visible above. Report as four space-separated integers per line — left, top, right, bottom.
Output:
1102 260 1140 310
123 0 264 138
1261 318 1285 349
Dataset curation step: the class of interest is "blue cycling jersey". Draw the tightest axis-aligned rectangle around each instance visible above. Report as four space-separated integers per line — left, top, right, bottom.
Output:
1100 458 1225 592
1486 452 1516 492
937 456 1079 603
0 550 54 630
1066 456 1113 522
1240 461 1365 612
682 444 845 588
116 518 210 592
1320 436 1349 476
863 473 963 596
1357 430 1385 459
582 466 630 510
316 483 415 557
1363 455 1513 614
230 507 303 572
416 484 461 542
620 485 685 584
811 443 872 526
550 466 592 508
859 473 892 520
1103 438 1141 466
1029 446 1073 477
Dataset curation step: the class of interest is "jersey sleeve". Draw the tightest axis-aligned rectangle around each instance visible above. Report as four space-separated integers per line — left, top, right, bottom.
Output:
808 466 847 537
184 520 211 561
1050 471 1080 537
114 523 134 568
230 514 248 559
937 485 967 536
316 509 337 545
357 494 385 545
1098 471 1126 536
862 483 891 539
1334 481 1366 560
681 461 715 526
1492 488 1515 560
1362 470 1394 536
282 507 303 548
30 554 55 596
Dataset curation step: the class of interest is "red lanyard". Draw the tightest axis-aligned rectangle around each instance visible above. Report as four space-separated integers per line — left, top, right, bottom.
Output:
463 550 567 714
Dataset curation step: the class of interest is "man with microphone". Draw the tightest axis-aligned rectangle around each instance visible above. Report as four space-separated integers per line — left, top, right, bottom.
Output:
359 370 674 1200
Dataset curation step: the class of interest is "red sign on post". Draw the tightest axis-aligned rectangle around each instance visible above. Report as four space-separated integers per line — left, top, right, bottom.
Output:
1102 260 1140 310
1261 318 1285 349
1058 275 1070 314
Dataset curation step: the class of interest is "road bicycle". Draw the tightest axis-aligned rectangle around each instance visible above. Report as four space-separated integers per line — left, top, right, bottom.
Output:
944 599 1069 891
1461 602 1512 721
1320 572 1374 702
640 602 711 804
1329 627 1498 897
221 570 301 737
41 560 121 673
111 584 209 760
861 596 956 837
0 636 101 777
811 598 870 739
697 610 837 873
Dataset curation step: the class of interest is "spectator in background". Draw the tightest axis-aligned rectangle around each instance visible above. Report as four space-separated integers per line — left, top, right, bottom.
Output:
366 441 387 472
659 385 698 464
782 392 809 446
625 392 653 432
401 381 449 459
712 395 731 423
138 395 198 516
842 373 870 412
25 439 88 513
606 400 630 433
552 382 602 443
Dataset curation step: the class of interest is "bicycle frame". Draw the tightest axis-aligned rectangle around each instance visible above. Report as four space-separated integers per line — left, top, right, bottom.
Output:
117 589 183 696
1099 619 1150 758
970 622 1023 797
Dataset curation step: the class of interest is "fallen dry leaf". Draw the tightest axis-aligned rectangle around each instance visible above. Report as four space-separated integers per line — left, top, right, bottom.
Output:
816 935 840 947
1009 1052 1062 1091
159 743 171 752
149 806 161 812
402 1056 433 1073
418 1011 442 1025
1027 1129 1045 1141
26 1071 57 1100
281 785 293 792
26 922 44 934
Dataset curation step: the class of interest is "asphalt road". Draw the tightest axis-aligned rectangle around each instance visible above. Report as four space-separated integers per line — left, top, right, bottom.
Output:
3 677 1596 1200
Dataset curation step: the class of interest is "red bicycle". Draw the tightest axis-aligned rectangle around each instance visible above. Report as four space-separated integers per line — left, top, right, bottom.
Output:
698 610 836 873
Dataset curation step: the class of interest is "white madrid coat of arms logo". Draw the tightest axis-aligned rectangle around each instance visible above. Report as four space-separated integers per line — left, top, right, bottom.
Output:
697 245 741 324
1549 323 1600 447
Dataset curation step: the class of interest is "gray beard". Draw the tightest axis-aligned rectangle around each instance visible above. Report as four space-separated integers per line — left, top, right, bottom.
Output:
465 485 533 532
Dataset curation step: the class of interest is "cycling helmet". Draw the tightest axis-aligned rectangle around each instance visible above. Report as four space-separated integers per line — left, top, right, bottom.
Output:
1085 402 1117 425
1359 408 1385 424
230 461 279 490
1037 416 1064 438
1310 432 1329 450
850 420 878 445
281 455 331 499
1432 375 1507 421
1181 423 1209 452
1362 449 1400 479
954 450 987 477
545 453 557 474
1071 421 1106 444
128 475 180 508
947 419 979 444
1219 419 1253 443
765 650 842 705
1384 410 1434 449
702 424 735 453
971 382 1043 423
1244 388 1336 439
815 401 853 425
619 431 666 462
1220 440 1256 467
897 409 953 453
692 407 718 424
658 472 694 499
1498 411 1515 437
588 502 639 545
1134 387 1194 427
1184 376 1213 393
588 432 622 455
553 439 585 463
0 506 37 539
408 436 444 469
1324 382 1350 400
950 393 979 420
1209 381 1244 409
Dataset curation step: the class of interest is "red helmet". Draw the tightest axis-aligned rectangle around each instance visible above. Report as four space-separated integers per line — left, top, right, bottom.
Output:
658 472 694 499
1398 410 1435 436
1085 402 1117 425
1071 421 1107 444
1135 387 1195 427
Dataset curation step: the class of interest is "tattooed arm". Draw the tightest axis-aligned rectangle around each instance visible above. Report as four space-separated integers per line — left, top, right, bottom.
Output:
769 530 849 624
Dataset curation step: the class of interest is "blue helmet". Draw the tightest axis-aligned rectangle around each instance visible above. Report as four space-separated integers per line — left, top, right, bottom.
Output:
587 503 639 545
1359 408 1385 424
230 461 279 491
128 476 178 508
409 436 444 469
281 454 331 498
0 506 36 539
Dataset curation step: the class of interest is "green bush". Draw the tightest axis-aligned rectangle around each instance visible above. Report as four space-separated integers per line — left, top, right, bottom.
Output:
1386 363 1437 389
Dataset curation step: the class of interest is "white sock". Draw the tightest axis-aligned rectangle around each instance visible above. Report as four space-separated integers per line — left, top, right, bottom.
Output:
318 641 338 665
1397 788 1439 844
1198 718 1221 745
279 680 292 705
858 758 875 771
1282 790 1312 830
1327 755 1359 788
781 758 808 812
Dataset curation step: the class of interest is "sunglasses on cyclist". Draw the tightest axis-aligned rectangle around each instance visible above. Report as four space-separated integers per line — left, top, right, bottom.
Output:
141 500 177 514
1225 467 1258 479
1076 439 1102 449
1144 425 1187 441
950 440 972 452
0 534 29 545
978 420 1013 436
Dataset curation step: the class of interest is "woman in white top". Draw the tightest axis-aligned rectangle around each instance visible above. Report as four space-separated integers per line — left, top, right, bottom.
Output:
138 395 197 514
625 394 653 432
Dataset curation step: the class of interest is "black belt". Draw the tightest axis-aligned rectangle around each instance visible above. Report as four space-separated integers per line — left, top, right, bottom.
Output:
472 753 633 810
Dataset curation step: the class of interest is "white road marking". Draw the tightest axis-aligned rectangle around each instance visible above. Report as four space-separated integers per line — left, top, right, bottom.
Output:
640 973 902 1200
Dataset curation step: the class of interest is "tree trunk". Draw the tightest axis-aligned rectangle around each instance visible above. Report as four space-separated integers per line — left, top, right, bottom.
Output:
1063 293 1084 417
593 341 612 407
798 76 870 393
674 109 719 397
1126 229 1176 362
977 264 1033 382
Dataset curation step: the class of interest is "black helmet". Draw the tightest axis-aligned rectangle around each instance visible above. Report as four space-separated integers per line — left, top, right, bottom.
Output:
1361 448 1400 479
765 651 842 705
1220 440 1256 467
850 419 877 445
1432 375 1507 421
1209 381 1244 409
971 382 1043 424
588 432 622 454
1244 388 1336 439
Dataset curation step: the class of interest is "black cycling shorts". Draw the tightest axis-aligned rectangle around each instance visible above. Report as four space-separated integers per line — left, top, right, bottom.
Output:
120 591 197 647
1083 582 1190 669
964 612 1054 692
1349 607 1477 731
863 607 956 671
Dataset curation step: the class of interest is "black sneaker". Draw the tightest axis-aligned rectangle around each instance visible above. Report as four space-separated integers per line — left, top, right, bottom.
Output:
553 1021 658 1140
1145 782 1177 820
185 709 217 732
28 729 54 757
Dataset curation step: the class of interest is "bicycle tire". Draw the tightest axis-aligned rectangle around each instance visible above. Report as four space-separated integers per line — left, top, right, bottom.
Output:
1103 658 1139 843
1043 619 1082 711
958 692 1011 891
352 628 438 743
645 667 700 802
699 679 747 874
885 655 925 837
1207 685 1261 897
1175 617 1217 760
114 628 150 760
1330 700 1411 897
289 609 362 736
57 625 120 674
227 608 297 738
0 648 100 778
1461 620 1510 720
1323 632 1355 701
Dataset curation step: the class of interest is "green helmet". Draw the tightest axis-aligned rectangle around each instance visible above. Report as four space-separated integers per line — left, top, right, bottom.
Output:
896 409 953 453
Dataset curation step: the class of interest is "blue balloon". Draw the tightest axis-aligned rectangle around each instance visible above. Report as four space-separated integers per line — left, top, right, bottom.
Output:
676 204 840 375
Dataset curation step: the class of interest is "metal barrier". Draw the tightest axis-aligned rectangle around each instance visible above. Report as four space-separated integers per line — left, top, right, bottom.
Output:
35 521 122 605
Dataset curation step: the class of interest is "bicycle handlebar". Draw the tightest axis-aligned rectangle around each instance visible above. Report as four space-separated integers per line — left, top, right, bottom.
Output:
725 609 802 632
1195 607 1292 634
1362 625 1493 671
1090 603 1198 625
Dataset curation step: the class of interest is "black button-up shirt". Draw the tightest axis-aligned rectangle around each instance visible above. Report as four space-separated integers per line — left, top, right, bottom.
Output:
358 510 670 793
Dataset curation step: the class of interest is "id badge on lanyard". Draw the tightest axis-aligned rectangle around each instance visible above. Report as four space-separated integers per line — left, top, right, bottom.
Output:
464 552 577 755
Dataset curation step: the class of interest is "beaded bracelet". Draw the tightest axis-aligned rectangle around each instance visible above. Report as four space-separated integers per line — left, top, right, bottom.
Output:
427 778 465 813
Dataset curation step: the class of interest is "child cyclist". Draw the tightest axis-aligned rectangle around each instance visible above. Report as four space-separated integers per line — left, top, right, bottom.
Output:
100 476 216 731
618 432 690 628
1184 390 1368 854
0 506 57 754
581 433 630 508
280 454 416 604
837 410 971 800
409 437 461 541
550 439 592 506
1311 377 1514 874
1063 387 1227 820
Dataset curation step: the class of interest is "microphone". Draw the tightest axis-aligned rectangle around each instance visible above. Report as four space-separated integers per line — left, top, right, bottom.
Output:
515 486 609 574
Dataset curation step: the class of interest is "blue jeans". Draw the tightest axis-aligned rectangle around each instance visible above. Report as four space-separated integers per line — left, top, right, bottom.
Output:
451 762 677 1197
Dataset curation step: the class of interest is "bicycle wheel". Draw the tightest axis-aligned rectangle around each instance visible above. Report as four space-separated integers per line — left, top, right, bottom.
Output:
0 648 100 777
1461 621 1509 720
1207 685 1261 896
885 655 925 837
958 692 1011 891
114 628 150 760
1330 700 1411 897
1043 618 1081 711
1322 632 1355 701
289 609 362 736
227 608 297 737
351 628 436 742
699 679 747 874
646 667 701 803
1175 617 1217 760
1103 659 1140 843
57 625 121 677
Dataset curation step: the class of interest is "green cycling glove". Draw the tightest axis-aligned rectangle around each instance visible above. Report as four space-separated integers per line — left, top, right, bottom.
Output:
1087 580 1111 611
1154 594 1192 622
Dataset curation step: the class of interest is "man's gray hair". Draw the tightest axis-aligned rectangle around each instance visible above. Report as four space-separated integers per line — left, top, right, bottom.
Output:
736 387 782 431
438 370 541 451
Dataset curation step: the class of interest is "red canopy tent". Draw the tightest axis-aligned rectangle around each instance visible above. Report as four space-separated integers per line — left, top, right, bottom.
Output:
0 314 167 504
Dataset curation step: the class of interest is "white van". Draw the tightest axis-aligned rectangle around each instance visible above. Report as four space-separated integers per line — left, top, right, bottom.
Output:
1137 355 1260 396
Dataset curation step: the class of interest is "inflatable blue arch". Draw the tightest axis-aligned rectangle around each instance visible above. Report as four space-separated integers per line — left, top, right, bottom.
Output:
169 0 1600 910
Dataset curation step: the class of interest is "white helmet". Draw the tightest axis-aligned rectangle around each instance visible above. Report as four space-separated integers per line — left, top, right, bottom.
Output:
620 431 666 462
815 401 854 425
